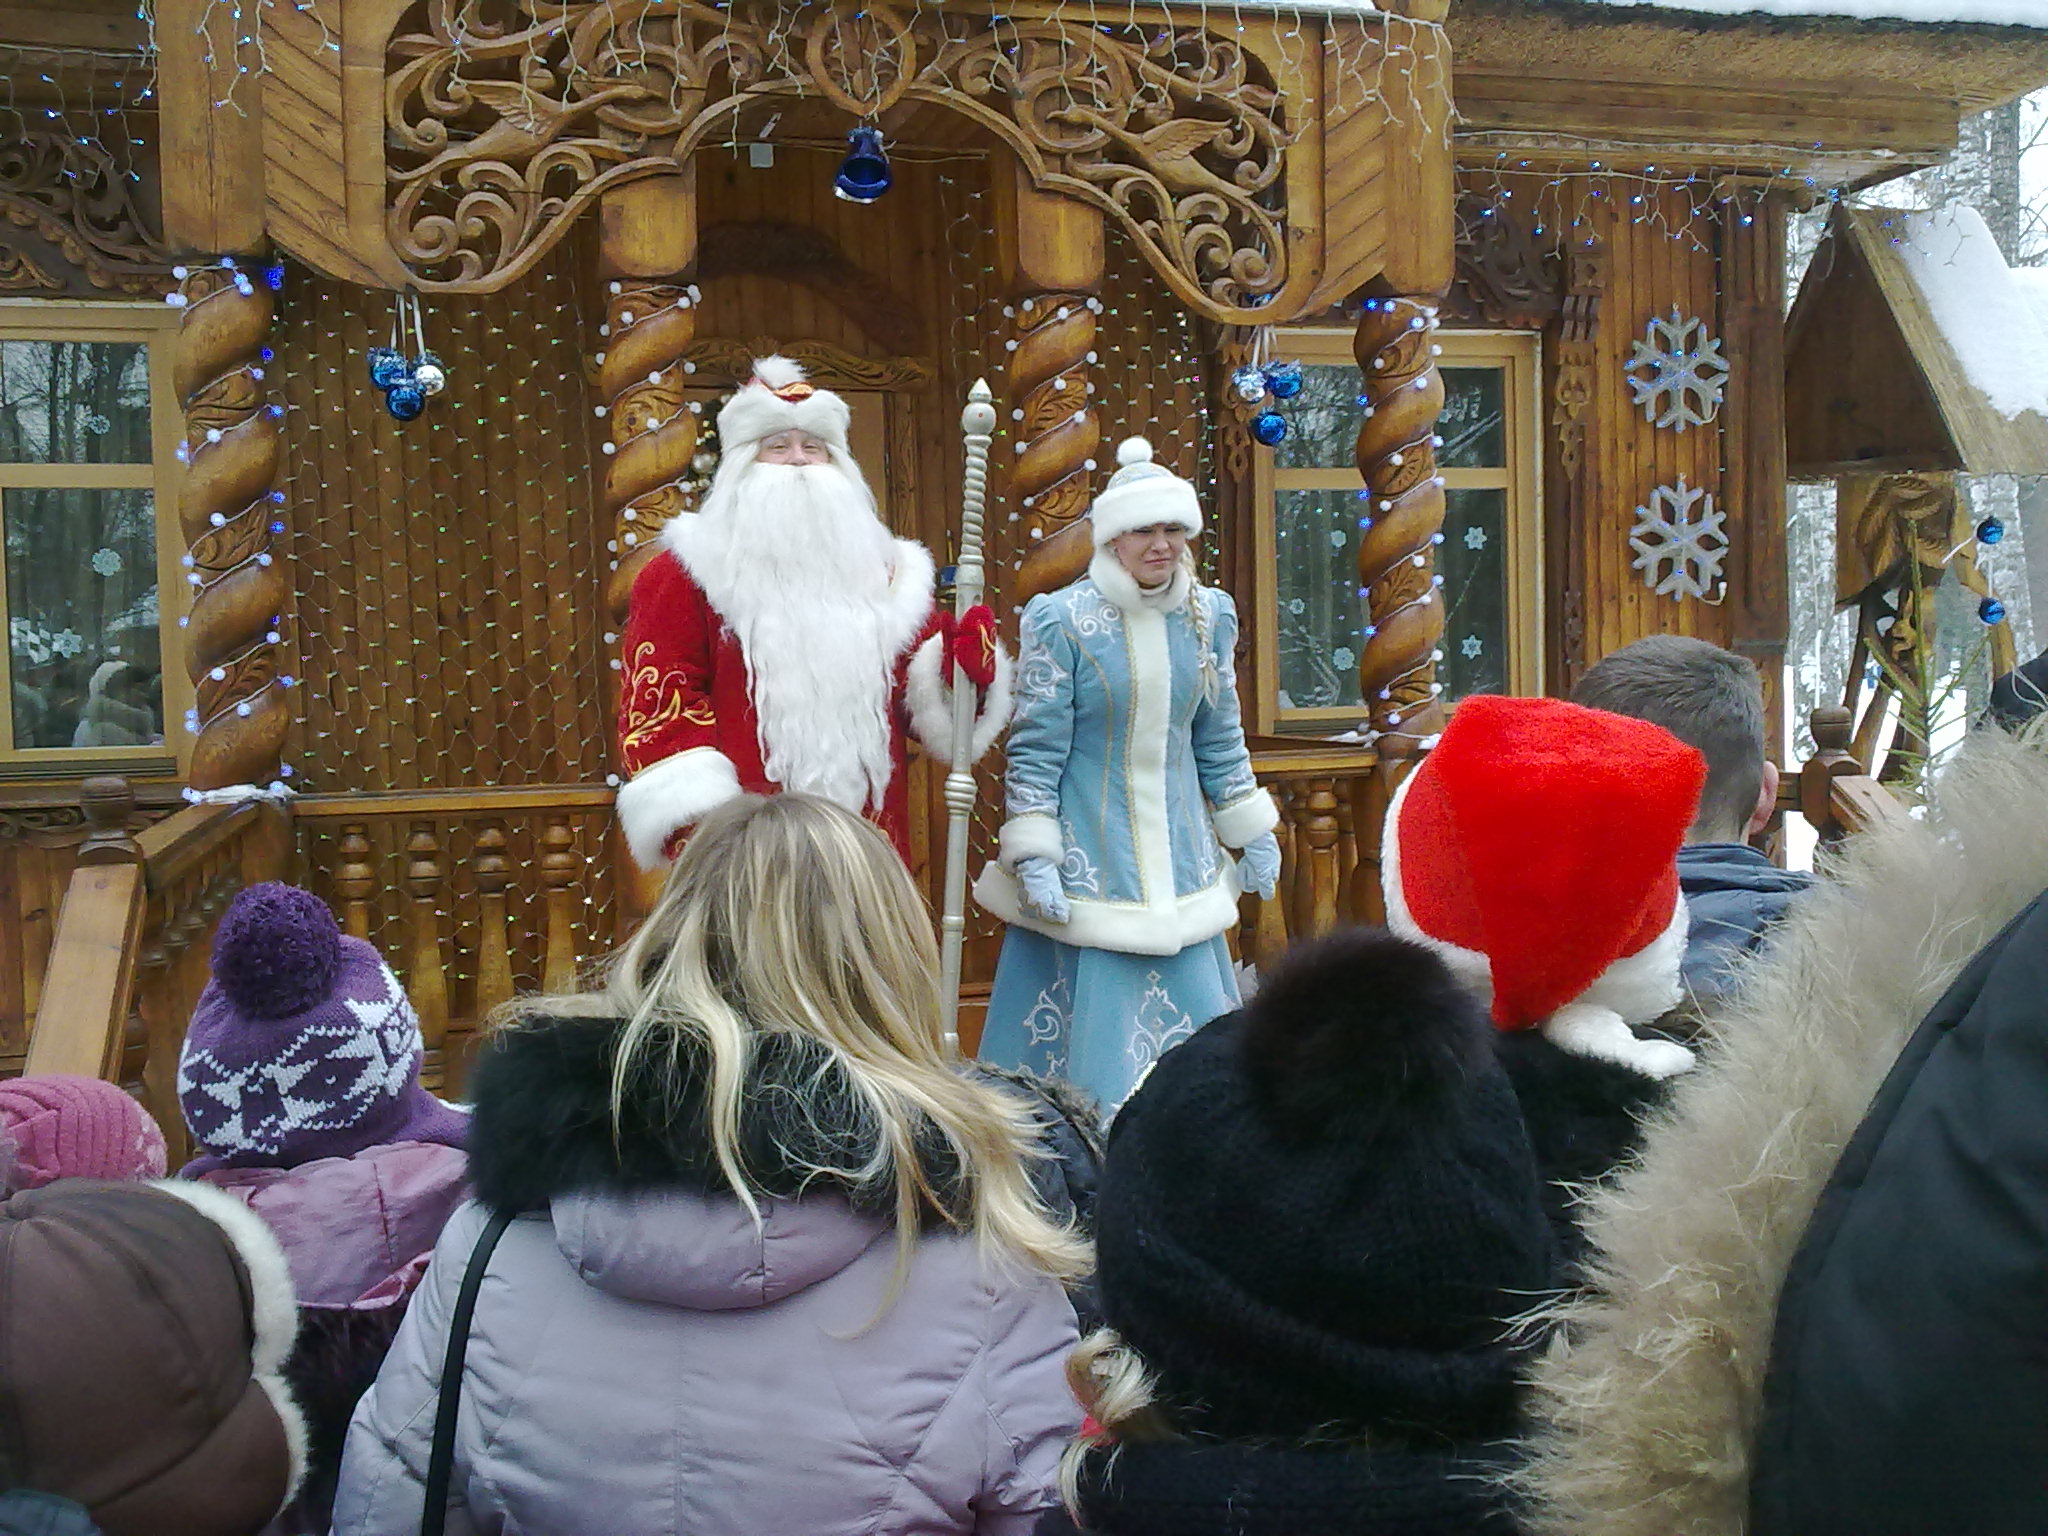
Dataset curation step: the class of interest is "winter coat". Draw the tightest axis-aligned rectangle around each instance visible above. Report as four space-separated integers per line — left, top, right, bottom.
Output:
1037 1442 1526 1536
331 1015 1082 1536
975 551 1277 958
1674 843 1811 1015
192 1143 469 1536
1516 727 2048 1536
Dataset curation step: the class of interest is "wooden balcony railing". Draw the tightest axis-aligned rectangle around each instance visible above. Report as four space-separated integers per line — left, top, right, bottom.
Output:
293 784 619 1091
25 777 290 1158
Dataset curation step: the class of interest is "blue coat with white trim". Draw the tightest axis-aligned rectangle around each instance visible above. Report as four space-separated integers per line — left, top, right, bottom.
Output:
974 552 1277 959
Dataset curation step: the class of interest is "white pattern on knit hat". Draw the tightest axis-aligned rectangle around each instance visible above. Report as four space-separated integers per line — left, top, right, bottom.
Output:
177 961 422 1158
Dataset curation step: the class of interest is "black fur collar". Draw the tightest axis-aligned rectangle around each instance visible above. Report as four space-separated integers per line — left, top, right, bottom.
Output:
466 1013 964 1219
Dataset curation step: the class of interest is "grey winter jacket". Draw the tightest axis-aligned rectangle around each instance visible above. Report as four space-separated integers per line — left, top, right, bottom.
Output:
330 1015 1082 1536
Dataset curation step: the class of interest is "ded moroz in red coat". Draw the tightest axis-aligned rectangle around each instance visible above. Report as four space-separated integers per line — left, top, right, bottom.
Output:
612 354 1011 870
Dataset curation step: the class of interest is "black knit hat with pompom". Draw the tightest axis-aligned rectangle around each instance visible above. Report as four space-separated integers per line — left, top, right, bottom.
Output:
1094 926 1554 1445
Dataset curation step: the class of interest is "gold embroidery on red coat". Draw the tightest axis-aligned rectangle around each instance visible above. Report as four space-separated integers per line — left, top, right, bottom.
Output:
622 640 712 758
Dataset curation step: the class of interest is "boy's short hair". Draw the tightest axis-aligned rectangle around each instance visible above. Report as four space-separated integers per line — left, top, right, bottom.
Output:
1570 636 1766 840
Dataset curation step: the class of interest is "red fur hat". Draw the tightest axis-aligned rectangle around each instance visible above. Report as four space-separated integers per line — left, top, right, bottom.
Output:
1382 695 1706 1077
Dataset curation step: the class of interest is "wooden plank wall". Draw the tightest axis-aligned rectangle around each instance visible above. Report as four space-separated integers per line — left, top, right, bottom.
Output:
1479 171 1755 685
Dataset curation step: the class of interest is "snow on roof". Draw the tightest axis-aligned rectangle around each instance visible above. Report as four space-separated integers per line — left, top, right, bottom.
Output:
1891 206 2048 422
1575 0 2046 24
2012 265 2048 342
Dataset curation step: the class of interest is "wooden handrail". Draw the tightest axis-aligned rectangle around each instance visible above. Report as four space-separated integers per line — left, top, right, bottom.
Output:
294 783 616 819
26 777 290 1149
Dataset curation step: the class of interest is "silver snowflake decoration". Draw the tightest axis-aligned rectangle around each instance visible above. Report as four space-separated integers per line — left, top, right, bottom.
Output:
1460 634 1484 659
1630 477 1728 601
1463 526 1488 551
1626 307 1728 432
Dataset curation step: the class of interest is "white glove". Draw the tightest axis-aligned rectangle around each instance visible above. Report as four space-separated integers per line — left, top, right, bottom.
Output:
1237 832 1282 901
1015 855 1071 924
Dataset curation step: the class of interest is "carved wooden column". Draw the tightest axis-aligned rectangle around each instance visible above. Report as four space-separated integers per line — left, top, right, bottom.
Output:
1720 190 1790 761
1355 290 1449 789
175 263 287 790
998 166 1106 603
471 821 514 1023
540 817 582 994
598 171 701 622
1544 230 1608 693
596 172 698 918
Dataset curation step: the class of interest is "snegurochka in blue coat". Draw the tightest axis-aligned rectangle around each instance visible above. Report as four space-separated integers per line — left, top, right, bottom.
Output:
975 437 1281 1113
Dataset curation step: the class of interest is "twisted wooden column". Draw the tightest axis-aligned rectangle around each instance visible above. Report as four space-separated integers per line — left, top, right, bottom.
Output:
598 172 700 628
175 262 286 791
1354 292 1449 784
598 280 700 621
999 168 1104 604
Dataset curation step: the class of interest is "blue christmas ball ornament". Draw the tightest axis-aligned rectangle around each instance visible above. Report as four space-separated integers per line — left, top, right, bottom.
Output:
1263 361 1304 400
1980 597 2007 625
1252 410 1289 446
367 346 407 390
384 380 427 422
1977 516 2006 545
1231 364 1267 404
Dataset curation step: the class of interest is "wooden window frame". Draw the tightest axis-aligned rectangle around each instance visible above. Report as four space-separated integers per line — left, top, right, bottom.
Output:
0 300 192 778
1251 326 1544 735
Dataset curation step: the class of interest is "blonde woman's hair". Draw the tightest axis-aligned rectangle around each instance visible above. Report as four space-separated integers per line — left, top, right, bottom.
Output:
494 793 1088 1286
1181 547 1223 707
1058 1328 1179 1514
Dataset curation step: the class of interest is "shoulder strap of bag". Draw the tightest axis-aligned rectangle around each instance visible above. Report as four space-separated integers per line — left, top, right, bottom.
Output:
421 1206 517 1536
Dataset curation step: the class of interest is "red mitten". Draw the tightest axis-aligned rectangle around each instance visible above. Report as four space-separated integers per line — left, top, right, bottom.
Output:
952 604 998 691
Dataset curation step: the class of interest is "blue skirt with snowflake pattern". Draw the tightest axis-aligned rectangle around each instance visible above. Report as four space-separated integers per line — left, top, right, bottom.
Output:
977 928 1241 1118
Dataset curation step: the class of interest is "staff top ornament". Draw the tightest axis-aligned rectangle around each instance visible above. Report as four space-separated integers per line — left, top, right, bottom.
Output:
1626 306 1729 433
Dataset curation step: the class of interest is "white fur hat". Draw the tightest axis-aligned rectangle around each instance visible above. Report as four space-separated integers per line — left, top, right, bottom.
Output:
1089 437 1203 547
715 356 852 456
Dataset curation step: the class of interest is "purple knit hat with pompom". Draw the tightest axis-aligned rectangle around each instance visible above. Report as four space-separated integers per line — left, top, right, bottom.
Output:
177 882 468 1175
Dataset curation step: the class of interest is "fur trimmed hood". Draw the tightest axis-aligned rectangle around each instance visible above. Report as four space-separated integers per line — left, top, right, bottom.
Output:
1516 725 2048 1536
466 1013 965 1221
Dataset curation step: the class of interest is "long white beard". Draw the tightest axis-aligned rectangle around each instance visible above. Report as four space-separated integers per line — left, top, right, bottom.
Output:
678 458 902 813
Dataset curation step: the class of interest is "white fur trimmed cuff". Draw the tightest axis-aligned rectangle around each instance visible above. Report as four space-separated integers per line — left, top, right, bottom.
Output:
615 746 743 869
906 633 1015 768
997 813 1064 871
1211 788 1280 849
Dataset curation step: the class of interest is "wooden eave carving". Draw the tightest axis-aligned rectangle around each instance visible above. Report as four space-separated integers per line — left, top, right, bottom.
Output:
238 0 1450 321
1786 204 2048 480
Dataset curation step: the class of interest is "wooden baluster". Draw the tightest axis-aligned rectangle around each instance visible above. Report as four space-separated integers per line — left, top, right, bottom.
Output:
1348 775 1387 927
1334 786 1359 927
136 879 196 1158
1302 779 1343 937
334 824 374 941
472 821 515 1024
404 821 449 1089
1284 782 1312 942
540 818 583 995
1800 705 1862 847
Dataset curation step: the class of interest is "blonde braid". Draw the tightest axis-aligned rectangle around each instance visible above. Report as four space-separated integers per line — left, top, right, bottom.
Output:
1183 548 1222 706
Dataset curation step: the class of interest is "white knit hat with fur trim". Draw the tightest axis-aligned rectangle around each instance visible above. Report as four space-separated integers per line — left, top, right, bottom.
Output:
1090 437 1203 546
716 356 852 456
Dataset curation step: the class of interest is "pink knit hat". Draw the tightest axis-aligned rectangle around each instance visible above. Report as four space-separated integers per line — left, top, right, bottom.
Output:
0 1074 168 1192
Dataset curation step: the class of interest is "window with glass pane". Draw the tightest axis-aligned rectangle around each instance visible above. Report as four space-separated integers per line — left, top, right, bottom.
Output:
0 331 167 757
1263 335 1533 729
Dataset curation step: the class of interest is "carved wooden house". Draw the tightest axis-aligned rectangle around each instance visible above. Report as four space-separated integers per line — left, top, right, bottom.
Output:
1 0 2043 1144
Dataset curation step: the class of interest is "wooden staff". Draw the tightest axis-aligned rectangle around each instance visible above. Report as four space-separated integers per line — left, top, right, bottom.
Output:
940 379 997 1050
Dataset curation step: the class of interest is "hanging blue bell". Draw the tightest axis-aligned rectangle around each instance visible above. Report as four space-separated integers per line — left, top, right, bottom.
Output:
1252 410 1289 446
1263 360 1304 400
1977 516 2006 545
1231 364 1268 405
367 346 408 390
1980 597 2007 625
834 126 892 204
385 378 427 422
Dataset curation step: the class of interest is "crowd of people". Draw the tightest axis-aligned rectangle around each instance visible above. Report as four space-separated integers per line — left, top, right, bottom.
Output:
5 358 2046 1536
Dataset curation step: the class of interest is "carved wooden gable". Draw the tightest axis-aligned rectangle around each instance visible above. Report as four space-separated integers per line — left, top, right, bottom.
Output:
253 0 1450 322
